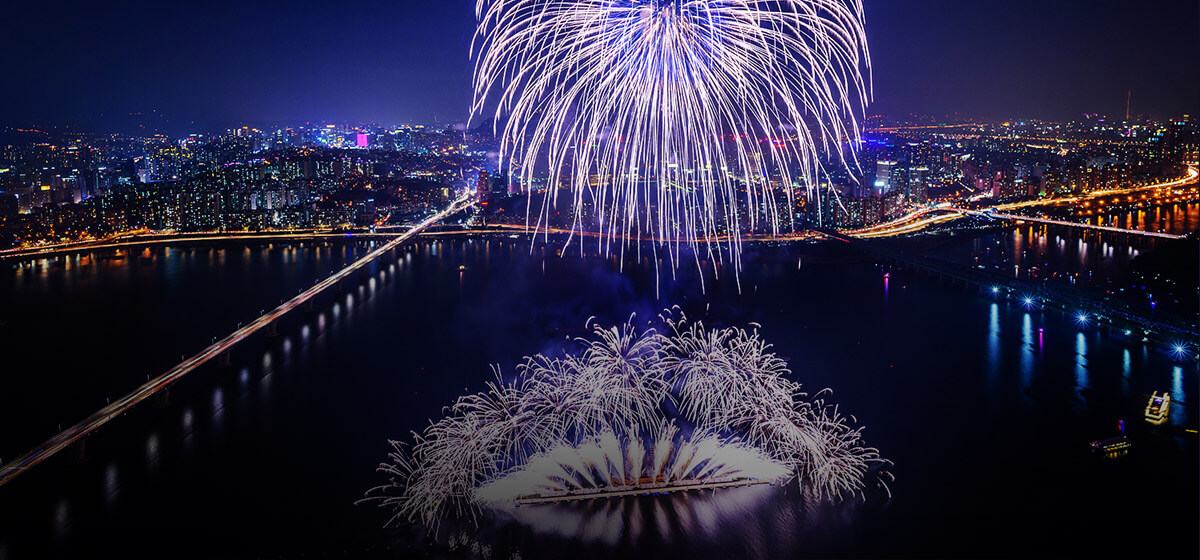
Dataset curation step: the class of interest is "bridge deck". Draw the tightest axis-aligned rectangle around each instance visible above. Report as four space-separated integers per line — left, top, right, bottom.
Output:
0 197 468 488
965 210 1188 240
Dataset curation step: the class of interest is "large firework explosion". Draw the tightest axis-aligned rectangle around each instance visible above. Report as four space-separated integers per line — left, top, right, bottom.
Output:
363 312 889 530
471 0 871 273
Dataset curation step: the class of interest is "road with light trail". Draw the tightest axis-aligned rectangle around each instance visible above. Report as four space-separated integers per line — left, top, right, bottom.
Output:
842 165 1197 238
0 195 470 488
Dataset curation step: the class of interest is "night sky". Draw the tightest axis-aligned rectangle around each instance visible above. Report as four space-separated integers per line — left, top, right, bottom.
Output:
2 0 1196 133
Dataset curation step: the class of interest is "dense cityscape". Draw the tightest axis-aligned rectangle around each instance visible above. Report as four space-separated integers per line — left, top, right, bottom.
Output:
3 113 1196 248
1 1 1197 559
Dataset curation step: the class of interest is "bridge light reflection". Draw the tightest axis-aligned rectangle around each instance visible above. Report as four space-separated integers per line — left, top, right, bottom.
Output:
103 463 120 507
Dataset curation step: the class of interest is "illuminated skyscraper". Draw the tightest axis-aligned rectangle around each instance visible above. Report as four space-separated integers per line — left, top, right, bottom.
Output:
909 166 929 202
874 159 896 194
476 170 490 204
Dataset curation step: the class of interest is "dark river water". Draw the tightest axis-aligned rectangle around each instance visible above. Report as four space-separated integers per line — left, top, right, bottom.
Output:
0 230 1196 559
932 201 1199 285
1085 200 1199 236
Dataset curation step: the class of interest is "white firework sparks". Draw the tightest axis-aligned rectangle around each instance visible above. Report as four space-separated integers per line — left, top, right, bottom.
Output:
362 312 889 530
475 425 790 505
471 0 871 272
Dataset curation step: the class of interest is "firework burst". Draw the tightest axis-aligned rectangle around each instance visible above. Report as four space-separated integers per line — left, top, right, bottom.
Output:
471 0 871 273
362 312 889 530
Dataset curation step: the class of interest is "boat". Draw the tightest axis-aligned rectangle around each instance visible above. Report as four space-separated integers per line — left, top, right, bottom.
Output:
1089 436 1131 458
1144 391 1170 425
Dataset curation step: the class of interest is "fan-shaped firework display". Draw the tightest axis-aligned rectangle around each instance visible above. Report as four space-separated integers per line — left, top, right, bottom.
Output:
471 0 871 271
363 312 889 530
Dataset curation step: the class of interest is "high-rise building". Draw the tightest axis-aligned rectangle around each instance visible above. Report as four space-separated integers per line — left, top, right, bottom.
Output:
909 166 928 202
874 160 896 194
476 170 490 204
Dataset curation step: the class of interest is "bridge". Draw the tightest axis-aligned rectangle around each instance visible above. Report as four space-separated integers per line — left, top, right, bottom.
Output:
0 195 471 488
0 228 405 262
840 165 1198 239
961 209 1189 240
817 228 1199 344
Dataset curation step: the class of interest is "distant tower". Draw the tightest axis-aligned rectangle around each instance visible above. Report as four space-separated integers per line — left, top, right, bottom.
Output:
1125 90 1132 121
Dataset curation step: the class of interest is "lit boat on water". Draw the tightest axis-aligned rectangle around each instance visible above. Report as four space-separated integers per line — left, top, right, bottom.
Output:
1144 391 1170 425
1089 436 1131 458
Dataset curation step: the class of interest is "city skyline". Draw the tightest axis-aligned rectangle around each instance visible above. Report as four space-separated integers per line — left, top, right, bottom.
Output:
0 2 1196 558
2 0 1198 135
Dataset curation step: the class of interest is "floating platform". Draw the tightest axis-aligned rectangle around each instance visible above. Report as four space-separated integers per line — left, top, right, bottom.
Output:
515 477 769 505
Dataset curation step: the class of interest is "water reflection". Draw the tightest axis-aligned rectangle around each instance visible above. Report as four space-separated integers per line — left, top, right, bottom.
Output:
261 351 275 397
182 408 195 454
52 500 70 536
475 485 858 558
103 463 120 507
1074 333 1089 407
1171 366 1185 426
145 433 160 471
929 218 1177 289
987 303 1001 394
235 368 251 415
1020 313 1034 394
212 387 226 435
1121 349 1132 397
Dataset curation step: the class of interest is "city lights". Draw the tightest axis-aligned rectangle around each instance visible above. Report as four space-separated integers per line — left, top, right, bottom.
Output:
0 2 1196 558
